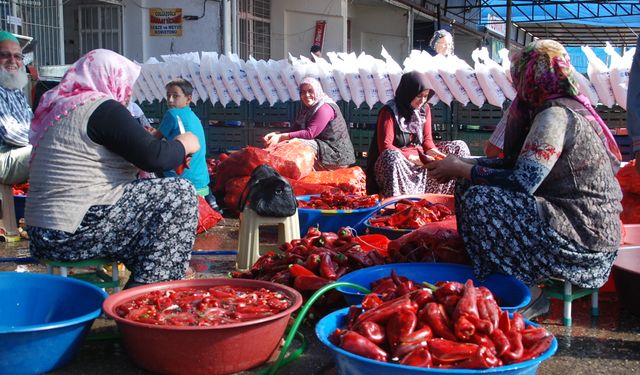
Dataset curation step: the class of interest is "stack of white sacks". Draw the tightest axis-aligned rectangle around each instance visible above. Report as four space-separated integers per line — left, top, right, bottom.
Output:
132 44 635 110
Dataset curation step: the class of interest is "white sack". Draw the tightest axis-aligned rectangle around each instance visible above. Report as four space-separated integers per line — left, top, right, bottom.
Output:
253 58 280 105
198 52 220 105
229 53 255 102
574 70 600 107
315 58 342 102
479 47 516 100
472 48 505 107
218 54 244 105
266 59 291 102
242 58 266 105
277 59 300 101
582 45 616 107
435 54 470 106
371 59 395 104
605 42 631 109
357 53 381 108
452 56 486 107
205 52 232 107
326 52 351 102
381 46 403 92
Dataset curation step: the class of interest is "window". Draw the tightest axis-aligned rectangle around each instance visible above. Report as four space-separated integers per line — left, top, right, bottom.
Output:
0 0 63 66
239 0 270 60
78 4 121 55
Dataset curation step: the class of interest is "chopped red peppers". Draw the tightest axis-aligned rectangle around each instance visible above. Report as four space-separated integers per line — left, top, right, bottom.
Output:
115 286 292 326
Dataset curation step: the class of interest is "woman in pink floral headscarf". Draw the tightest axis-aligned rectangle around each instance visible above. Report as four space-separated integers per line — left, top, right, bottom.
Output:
425 40 622 293
26 49 201 289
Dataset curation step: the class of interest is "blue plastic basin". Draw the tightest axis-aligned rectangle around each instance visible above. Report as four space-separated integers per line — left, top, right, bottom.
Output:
336 263 530 312
316 307 557 375
0 272 108 375
297 195 380 234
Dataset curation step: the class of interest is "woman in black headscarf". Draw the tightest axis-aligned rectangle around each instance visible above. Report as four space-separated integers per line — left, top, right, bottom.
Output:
365 71 469 196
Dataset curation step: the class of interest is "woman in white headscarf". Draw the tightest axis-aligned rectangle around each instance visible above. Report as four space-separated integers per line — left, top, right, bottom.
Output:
263 77 355 170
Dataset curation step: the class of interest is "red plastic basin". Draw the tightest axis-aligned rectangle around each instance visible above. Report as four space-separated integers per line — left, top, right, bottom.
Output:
103 278 303 375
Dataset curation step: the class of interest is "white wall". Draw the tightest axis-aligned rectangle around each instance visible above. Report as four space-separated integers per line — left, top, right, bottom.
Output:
271 0 348 60
348 3 409 63
123 0 222 62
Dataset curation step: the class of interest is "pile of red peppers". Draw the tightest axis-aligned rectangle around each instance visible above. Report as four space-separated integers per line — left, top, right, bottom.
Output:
368 199 454 230
232 226 386 293
297 190 379 210
331 275 553 369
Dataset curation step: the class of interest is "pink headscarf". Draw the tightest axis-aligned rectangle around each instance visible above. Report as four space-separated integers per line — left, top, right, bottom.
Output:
30 49 141 148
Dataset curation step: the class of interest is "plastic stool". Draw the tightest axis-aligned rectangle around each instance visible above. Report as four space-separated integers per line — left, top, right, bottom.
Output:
0 184 19 242
237 207 300 270
42 258 121 292
541 278 599 326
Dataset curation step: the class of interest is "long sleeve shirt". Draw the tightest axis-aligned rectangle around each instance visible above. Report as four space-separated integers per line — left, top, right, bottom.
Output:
376 106 436 153
288 103 334 139
0 86 31 147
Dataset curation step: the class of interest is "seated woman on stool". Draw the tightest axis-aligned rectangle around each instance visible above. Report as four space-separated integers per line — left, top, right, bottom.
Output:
366 71 470 196
425 40 622 290
26 49 201 289
263 77 355 170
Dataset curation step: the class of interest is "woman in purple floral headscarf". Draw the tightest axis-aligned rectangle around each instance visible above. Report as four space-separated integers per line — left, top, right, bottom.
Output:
425 40 622 289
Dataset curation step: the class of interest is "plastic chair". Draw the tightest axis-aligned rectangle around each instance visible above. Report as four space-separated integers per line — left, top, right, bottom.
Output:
541 277 599 326
0 184 19 242
237 207 300 270
41 258 121 292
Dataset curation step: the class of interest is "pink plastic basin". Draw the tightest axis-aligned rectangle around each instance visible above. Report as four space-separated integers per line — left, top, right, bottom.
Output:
613 247 640 315
103 278 302 375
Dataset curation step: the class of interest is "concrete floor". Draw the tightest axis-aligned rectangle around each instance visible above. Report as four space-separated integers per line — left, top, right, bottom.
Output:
2 218 639 375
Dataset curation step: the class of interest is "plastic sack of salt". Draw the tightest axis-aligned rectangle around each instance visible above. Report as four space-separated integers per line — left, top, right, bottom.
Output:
381 46 403 92
451 55 485 107
252 58 280 105
498 49 513 83
198 52 220 105
136 65 158 102
240 57 265 105
315 57 342 102
435 54 470 106
326 52 352 102
228 53 254 102
472 48 506 108
371 59 395 104
343 53 367 107
582 45 616 108
357 53 381 108
479 47 516 100
178 63 200 102
402 51 439 105
605 42 631 109
574 70 600 107
419 51 453 107
265 59 291 102
205 52 232 107
218 54 244 105
277 59 300 101
186 60 208 102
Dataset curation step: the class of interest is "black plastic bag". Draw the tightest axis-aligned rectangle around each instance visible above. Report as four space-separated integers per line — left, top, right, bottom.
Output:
239 164 298 217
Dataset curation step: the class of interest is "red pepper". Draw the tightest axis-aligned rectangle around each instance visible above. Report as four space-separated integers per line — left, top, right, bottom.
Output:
457 346 500 369
346 306 362 330
315 232 339 247
440 294 462 317
385 310 418 349
434 281 464 302
337 227 354 241
521 327 551 348
498 310 511 333
454 315 476 341
393 339 428 359
399 326 433 345
356 296 418 326
489 328 511 357
335 330 388 362
418 303 457 341
288 264 315 277
293 275 331 291
355 320 386 345
305 254 321 272
519 335 553 362
469 333 496 354
306 225 321 238
279 242 293 252
501 330 524 363
453 279 480 322
510 312 526 332
464 314 494 335
428 338 479 363
410 289 435 309
319 253 337 280
269 269 292 285
362 293 384 310
399 347 432 367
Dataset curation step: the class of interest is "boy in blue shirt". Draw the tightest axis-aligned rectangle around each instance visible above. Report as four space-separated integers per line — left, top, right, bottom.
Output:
154 79 212 200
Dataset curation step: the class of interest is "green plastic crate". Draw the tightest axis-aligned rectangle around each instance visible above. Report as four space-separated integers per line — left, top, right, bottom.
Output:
136 99 164 126
348 128 374 158
249 126 290 147
251 100 296 124
452 128 493 156
205 126 250 154
597 105 627 130
347 101 383 125
205 100 250 124
453 102 504 131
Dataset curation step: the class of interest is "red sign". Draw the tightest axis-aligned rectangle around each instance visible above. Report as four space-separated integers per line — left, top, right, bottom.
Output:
313 20 326 48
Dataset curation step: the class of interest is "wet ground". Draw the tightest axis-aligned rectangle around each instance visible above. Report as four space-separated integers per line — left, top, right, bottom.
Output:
2 217 639 375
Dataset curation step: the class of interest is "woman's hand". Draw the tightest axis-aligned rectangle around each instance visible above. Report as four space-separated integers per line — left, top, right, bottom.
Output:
407 153 426 166
425 155 472 183
175 132 200 156
263 132 289 147
426 147 447 160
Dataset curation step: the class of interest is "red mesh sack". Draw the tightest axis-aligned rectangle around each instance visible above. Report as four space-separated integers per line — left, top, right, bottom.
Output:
616 160 640 194
387 218 469 264
621 191 640 224
196 196 222 234
289 179 335 196
266 140 315 180
223 176 251 216
298 166 366 194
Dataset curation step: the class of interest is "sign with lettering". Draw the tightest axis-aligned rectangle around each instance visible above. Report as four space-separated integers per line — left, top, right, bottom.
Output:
486 13 506 37
313 20 326 48
150 8 183 37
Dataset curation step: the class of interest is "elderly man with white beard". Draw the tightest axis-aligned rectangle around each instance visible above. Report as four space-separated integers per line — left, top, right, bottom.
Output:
0 31 31 185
